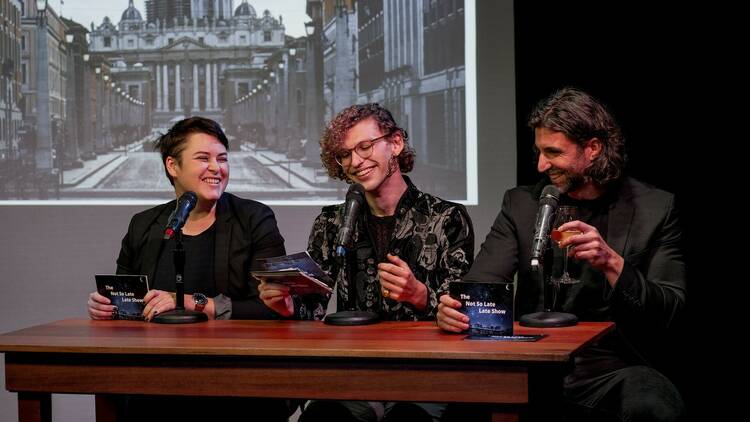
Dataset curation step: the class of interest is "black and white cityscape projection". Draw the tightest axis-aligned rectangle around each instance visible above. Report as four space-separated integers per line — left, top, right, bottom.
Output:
1 0 474 204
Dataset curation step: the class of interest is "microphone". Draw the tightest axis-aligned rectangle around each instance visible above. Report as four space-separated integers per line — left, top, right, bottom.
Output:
520 184 578 328
163 191 198 239
530 185 560 270
334 183 366 257
325 183 379 326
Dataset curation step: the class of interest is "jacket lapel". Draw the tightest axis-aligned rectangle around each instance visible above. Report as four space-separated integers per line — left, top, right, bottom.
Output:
606 180 635 256
144 204 172 284
214 194 232 294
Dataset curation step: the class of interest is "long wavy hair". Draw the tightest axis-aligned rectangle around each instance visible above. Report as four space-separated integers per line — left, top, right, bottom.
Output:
528 87 627 186
320 103 415 181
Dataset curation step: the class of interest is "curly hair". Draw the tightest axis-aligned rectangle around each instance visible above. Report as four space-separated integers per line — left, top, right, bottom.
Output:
528 87 627 186
320 103 416 181
153 116 229 186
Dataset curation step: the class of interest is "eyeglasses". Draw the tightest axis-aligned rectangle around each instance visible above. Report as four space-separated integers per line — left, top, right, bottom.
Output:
334 132 392 167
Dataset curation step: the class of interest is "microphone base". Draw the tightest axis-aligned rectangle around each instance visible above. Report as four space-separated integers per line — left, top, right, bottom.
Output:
519 311 578 328
324 310 381 326
152 309 208 324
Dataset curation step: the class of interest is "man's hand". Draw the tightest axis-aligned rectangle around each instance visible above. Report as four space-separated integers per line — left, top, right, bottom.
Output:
436 294 469 333
258 279 294 318
378 253 428 311
557 220 625 287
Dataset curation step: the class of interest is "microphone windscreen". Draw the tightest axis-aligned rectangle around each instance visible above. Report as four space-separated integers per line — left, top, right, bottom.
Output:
346 183 365 202
539 185 560 206
181 191 198 206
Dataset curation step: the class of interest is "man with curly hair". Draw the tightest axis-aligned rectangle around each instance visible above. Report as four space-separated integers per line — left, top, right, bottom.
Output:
260 103 474 422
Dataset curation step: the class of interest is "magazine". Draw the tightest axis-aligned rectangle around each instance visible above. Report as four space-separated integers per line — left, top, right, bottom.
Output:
252 252 334 296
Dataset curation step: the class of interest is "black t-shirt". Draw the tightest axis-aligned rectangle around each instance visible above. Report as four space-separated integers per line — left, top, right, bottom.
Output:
153 224 217 296
555 192 632 383
368 214 397 264
552 193 613 318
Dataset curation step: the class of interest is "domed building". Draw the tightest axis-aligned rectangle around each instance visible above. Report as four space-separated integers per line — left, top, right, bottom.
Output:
89 0 286 127
119 0 144 31
234 0 257 19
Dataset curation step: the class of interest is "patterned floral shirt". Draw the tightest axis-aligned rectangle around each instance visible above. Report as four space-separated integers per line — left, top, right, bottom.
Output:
297 177 474 321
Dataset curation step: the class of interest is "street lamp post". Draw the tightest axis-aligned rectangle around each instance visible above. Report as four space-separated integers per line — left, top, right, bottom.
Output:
64 33 80 169
114 85 121 150
55 114 63 197
277 60 289 153
34 0 53 198
80 53 95 160
94 66 102 152
287 46 303 151
103 72 111 151
303 13 324 167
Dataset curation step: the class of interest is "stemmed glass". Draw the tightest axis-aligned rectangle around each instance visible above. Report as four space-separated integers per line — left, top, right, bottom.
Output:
551 206 581 284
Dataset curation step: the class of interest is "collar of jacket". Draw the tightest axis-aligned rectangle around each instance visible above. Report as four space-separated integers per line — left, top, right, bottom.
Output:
143 192 234 287
531 176 633 258
363 175 426 220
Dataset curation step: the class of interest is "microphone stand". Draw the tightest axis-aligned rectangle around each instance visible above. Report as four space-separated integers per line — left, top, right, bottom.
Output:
519 240 578 328
323 247 381 326
153 229 208 324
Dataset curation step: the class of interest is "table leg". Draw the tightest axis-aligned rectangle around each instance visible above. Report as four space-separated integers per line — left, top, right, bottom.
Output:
95 394 118 422
490 411 520 422
18 392 51 422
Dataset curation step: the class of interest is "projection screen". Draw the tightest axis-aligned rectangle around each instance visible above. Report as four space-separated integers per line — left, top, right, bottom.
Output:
1 0 477 206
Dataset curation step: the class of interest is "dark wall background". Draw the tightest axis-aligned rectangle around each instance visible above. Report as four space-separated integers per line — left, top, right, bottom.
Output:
514 0 704 415
515 1 695 193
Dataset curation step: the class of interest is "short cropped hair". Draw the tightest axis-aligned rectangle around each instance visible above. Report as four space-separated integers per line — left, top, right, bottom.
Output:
153 116 229 186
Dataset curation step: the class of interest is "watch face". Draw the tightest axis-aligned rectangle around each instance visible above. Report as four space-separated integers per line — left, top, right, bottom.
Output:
193 293 208 305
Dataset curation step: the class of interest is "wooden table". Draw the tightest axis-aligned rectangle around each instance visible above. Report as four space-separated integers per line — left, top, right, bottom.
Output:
0 319 613 422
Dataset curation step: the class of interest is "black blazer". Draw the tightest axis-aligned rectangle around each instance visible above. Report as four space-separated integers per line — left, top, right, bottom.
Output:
466 177 686 366
116 192 286 319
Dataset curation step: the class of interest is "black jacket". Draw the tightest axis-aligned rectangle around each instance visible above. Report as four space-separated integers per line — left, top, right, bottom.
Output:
116 192 286 319
466 177 686 367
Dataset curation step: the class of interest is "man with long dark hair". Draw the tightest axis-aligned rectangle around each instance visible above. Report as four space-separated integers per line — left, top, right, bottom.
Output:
438 88 686 421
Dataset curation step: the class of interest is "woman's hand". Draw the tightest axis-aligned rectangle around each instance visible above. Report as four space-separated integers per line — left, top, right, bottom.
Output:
87 291 115 320
142 290 177 321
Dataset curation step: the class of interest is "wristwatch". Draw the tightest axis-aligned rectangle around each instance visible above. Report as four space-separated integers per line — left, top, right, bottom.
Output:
192 292 208 312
